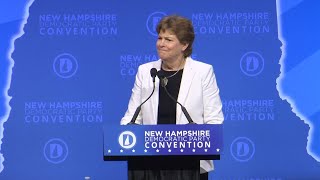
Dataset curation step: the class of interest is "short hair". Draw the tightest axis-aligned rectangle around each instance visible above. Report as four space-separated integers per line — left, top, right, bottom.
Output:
156 15 195 58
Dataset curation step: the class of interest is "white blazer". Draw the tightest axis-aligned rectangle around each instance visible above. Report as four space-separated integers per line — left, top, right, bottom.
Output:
121 57 224 172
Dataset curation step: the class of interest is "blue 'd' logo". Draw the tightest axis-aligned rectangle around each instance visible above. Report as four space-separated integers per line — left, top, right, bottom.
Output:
230 137 255 162
118 131 136 149
146 12 167 36
53 53 78 78
240 51 264 76
43 138 69 164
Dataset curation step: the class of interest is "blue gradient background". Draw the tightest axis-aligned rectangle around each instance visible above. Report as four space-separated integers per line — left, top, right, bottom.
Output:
0 0 319 179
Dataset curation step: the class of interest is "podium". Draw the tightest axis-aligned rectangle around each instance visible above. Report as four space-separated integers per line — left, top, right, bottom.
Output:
103 124 223 179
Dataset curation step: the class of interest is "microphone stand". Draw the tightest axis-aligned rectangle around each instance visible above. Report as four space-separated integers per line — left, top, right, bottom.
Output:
127 84 155 125
127 68 157 125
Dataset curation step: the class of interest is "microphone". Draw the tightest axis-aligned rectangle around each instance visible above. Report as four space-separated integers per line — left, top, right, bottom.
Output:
157 70 196 124
127 68 157 125
150 68 157 82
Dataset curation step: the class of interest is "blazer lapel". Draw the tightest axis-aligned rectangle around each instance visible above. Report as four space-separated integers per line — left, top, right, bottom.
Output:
150 60 162 123
176 57 195 124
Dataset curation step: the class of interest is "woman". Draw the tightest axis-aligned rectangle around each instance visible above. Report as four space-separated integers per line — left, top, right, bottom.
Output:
121 15 224 180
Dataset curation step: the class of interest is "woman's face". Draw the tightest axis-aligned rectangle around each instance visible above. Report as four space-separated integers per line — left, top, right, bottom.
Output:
156 30 188 62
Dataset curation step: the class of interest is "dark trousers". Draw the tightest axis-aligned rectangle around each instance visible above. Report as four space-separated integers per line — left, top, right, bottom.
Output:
129 170 202 180
128 158 208 180
200 172 208 180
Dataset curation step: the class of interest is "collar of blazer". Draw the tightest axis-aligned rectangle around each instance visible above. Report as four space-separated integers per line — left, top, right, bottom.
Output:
177 57 196 123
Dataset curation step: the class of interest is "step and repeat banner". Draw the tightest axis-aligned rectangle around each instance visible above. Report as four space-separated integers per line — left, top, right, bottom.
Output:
1 0 320 179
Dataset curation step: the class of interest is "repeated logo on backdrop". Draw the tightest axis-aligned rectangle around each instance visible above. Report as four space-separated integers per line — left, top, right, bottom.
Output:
240 51 265 76
119 11 167 78
53 53 78 78
24 101 103 124
119 54 158 77
43 138 69 164
222 99 275 121
39 13 118 36
192 12 270 35
146 12 167 36
230 137 255 162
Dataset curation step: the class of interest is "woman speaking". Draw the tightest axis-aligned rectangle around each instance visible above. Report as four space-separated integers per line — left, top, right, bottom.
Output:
121 15 224 180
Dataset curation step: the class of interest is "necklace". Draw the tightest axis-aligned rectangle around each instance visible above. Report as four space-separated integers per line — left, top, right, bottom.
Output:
166 68 181 79
161 59 185 87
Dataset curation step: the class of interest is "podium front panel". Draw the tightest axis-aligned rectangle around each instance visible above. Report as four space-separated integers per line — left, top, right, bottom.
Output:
103 124 223 159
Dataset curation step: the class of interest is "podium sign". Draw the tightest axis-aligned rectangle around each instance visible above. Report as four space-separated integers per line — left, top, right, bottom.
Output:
103 124 223 159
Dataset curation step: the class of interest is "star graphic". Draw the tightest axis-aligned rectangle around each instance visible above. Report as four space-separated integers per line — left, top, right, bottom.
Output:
204 149 208 152
168 149 171 152
132 149 135 152
107 149 111 153
192 149 196 152
156 149 159 152
144 149 148 153
120 149 123 153
180 149 184 152
216 148 220 152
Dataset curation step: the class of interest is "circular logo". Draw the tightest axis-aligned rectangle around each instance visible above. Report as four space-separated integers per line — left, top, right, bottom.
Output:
146 12 167 36
118 131 136 149
240 51 264 76
230 137 255 162
43 138 69 164
53 53 78 78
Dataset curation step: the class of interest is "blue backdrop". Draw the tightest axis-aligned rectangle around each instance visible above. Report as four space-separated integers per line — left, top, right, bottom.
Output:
0 0 320 179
